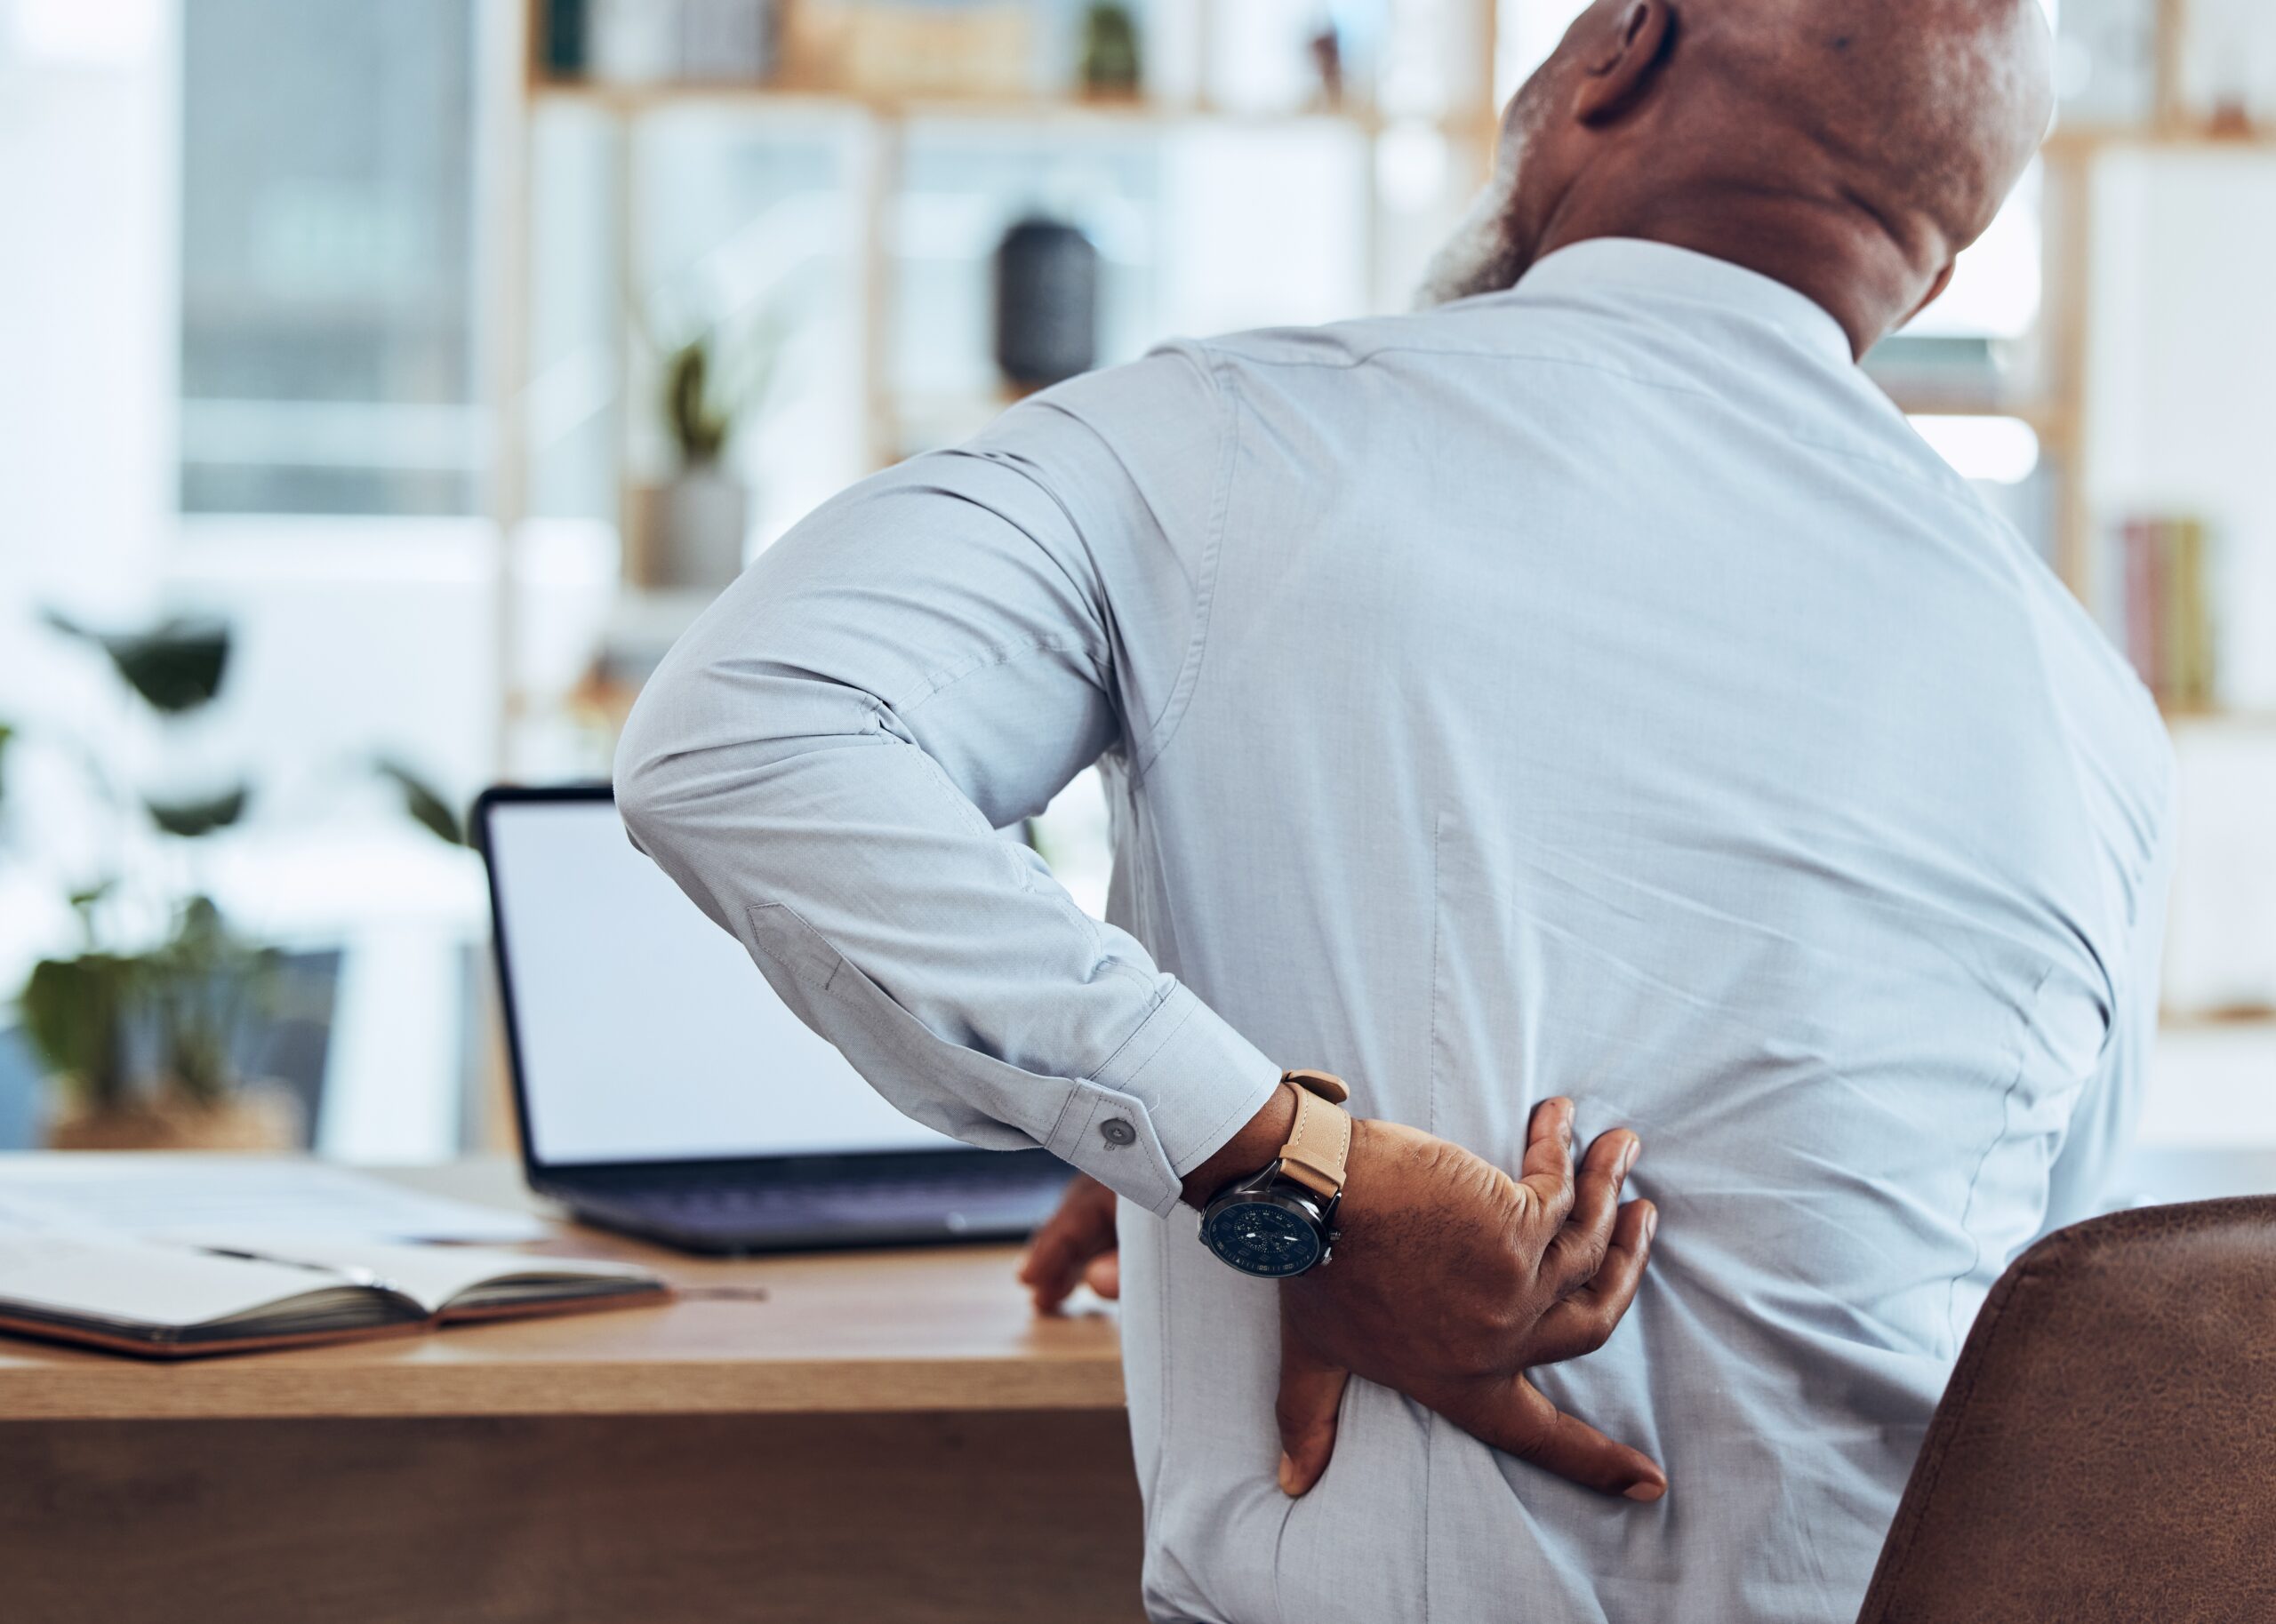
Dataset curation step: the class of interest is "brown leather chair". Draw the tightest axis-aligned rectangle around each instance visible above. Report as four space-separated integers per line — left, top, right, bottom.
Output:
1856 1196 2276 1623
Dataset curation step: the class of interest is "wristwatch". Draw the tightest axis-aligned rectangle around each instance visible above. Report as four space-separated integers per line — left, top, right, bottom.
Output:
1198 1069 1352 1278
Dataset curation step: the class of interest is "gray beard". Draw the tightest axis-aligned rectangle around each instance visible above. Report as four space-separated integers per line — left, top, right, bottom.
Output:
1414 165 1527 309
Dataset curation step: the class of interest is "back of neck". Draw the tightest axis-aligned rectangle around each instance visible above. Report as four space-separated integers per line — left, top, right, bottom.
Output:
1532 188 1926 361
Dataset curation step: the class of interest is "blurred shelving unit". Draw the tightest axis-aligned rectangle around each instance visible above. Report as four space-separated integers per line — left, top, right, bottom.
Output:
2037 1 2276 1047
487 0 1510 773
1874 3 2276 1080
1879 0 2276 612
514 86 1480 474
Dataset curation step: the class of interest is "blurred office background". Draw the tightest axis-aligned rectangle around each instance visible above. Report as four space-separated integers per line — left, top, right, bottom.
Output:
0 0 2271 1164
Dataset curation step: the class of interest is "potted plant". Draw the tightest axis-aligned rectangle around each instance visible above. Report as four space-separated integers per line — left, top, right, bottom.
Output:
30 894 301 1151
629 308 786 593
4 612 465 1151
1080 3 1142 98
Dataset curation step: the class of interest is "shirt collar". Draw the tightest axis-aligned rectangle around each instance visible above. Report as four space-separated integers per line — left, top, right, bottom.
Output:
1510 236 1857 370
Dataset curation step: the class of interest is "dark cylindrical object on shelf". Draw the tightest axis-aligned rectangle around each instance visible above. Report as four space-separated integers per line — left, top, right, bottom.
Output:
993 217 1101 390
543 0 589 76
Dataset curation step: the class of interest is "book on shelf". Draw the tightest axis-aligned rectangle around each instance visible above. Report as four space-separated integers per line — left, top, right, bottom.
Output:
0 1230 669 1359
566 0 780 87
2108 515 2218 710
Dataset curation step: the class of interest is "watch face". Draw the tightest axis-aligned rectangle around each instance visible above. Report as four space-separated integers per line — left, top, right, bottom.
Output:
1201 1195 1324 1277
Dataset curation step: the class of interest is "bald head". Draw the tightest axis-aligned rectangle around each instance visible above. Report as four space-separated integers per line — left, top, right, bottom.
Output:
1420 0 2054 356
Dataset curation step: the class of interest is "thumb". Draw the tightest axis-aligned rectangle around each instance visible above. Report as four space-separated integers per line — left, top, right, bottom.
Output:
1276 1301 1351 1497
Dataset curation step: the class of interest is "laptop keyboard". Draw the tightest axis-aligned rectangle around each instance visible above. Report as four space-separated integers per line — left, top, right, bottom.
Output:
574 1166 1068 1245
649 1178 998 1219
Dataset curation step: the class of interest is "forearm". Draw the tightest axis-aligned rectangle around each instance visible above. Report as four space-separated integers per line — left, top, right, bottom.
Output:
613 463 1281 1216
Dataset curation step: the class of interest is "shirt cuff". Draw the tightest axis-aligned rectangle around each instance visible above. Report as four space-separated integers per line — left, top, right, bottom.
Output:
1089 982 1283 1178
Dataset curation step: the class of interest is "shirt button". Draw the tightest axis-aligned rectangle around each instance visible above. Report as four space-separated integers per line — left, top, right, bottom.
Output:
1099 1116 1138 1147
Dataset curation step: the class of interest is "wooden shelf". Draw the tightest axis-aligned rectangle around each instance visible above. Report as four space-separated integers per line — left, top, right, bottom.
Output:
2161 707 2276 730
2043 124 2276 162
1878 391 2076 439
2160 1008 2276 1032
525 76 1473 139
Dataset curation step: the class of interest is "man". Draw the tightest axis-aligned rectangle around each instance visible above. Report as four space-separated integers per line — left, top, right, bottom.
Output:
616 0 2176 1617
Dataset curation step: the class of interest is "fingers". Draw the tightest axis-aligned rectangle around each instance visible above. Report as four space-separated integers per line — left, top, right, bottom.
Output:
1083 1250 1121 1300
1433 1373 1668 1503
1276 1303 1353 1498
1543 1131 1639 1294
1018 1175 1118 1312
1515 1096 1578 1228
1527 1198 1657 1365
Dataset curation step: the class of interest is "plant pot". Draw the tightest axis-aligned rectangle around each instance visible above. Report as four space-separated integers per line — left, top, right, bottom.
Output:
44 1081 305 1152
629 469 750 592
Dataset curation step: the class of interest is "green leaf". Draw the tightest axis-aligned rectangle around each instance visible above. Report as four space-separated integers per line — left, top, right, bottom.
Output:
1081 2 1142 92
176 892 228 942
147 895 275 1103
21 953 139 1108
46 609 233 713
666 339 731 466
147 785 250 838
68 880 116 914
373 758 465 845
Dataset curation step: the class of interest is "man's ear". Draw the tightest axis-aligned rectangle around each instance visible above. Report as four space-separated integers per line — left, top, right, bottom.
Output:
1573 1 1677 127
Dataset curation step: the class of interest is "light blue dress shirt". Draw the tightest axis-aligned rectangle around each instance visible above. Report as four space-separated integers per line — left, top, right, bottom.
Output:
617 238 2176 1624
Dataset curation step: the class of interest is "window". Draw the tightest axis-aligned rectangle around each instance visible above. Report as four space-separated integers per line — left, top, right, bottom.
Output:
178 0 484 516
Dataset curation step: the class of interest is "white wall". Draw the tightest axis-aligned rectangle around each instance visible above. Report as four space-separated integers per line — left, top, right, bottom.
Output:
0 2 180 996
0 3 176 656
1160 122 1371 332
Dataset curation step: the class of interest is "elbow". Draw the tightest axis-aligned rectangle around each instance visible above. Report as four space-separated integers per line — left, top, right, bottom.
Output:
612 645 817 865
614 631 878 865
612 674 694 864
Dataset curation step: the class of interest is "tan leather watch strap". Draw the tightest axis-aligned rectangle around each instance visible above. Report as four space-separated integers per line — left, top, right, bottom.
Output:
1277 1069 1352 1201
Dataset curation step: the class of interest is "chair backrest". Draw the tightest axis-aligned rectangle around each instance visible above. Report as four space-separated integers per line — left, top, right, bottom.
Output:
1857 1197 2276 1624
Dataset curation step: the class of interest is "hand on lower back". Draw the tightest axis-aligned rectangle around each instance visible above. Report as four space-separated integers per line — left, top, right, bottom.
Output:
1275 1097 1663 1502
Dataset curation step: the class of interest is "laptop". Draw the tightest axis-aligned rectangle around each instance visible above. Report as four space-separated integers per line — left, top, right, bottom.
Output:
475 784 1074 1255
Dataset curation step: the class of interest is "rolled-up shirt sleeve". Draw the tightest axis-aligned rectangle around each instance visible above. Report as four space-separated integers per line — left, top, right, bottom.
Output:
613 346 1282 1216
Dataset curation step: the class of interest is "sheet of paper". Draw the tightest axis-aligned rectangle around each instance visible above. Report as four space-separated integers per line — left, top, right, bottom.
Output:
185 1232 654 1316
0 1231 338 1330
0 1156 548 1245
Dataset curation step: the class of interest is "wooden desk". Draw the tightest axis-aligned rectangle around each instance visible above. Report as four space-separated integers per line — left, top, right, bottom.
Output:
0 1162 1144 1624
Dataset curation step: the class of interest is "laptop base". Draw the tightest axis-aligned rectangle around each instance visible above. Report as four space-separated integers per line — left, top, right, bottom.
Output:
539 1162 1070 1257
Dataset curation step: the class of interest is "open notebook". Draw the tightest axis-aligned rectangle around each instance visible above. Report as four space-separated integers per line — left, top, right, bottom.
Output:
0 1231 669 1358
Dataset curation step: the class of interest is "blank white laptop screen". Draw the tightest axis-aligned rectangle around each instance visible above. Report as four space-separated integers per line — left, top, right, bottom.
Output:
485 796 960 1165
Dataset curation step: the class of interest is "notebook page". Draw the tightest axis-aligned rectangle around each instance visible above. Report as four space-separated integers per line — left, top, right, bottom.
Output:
0 1232 349 1331
187 1233 659 1316
0 1156 545 1244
